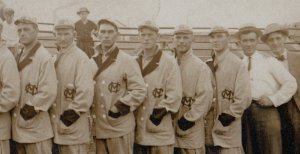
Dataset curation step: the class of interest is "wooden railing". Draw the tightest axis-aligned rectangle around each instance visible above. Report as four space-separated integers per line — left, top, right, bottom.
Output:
38 23 300 60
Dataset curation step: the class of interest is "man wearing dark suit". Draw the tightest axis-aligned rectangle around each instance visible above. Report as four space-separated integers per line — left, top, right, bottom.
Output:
75 7 97 58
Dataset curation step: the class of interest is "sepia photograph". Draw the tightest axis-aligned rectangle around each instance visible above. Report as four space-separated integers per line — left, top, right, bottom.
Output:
0 0 299 153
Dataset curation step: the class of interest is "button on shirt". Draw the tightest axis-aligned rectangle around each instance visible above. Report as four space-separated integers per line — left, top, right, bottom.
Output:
242 51 297 107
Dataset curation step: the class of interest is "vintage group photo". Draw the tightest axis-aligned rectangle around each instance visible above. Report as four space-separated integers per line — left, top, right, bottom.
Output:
0 0 299 154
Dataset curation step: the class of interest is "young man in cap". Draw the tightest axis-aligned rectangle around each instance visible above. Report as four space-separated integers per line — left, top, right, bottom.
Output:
2 8 18 56
12 16 57 154
172 24 213 154
51 19 94 154
90 19 146 154
75 7 97 58
262 23 300 154
134 20 182 154
237 24 297 154
0 19 20 154
207 26 251 154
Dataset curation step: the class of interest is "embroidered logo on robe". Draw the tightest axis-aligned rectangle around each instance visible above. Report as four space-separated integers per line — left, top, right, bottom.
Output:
222 88 234 102
108 82 121 93
64 88 76 100
25 83 38 95
181 96 195 107
152 88 164 98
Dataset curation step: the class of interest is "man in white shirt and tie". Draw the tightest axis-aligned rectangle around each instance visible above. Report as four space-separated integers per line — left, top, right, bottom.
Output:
236 24 297 154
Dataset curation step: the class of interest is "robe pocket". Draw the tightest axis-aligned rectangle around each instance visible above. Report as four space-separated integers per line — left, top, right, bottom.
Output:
146 115 169 133
213 120 231 136
175 124 195 137
57 118 78 135
107 114 127 127
17 113 40 129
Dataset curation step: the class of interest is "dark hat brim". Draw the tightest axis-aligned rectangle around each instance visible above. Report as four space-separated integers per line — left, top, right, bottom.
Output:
77 10 90 15
14 19 37 26
138 25 159 33
208 30 229 36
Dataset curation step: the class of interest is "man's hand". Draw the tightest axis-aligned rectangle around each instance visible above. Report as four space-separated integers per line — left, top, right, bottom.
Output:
177 116 195 131
258 96 274 107
108 101 130 118
149 108 168 126
218 113 235 127
20 104 38 121
60 109 80 127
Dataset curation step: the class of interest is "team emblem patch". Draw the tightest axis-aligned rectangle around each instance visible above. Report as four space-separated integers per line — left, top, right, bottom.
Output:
64 88 76 100
108 82 121 93
222 88 234 102
152 88 164 98
25 83 38 95
181 96 195 107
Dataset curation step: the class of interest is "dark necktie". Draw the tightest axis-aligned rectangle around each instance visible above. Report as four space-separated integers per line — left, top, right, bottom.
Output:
248 56 252 71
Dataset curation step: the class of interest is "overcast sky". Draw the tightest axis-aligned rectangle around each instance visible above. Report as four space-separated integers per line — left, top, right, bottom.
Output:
3 0 300 28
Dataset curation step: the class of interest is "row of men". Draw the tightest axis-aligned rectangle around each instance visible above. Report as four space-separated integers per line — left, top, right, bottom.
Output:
0 15 299 154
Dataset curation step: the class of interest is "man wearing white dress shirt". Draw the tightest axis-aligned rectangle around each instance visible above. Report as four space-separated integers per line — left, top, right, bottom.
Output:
236 24 297 154
262 23 300 154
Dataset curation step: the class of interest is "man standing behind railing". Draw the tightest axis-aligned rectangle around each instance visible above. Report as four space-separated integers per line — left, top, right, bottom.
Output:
75 7 97 58
2 8 19 56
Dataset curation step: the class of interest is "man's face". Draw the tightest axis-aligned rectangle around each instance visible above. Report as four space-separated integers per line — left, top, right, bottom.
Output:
97 23 118 48
266 32 286 53
54 28 76 49
173 33 193 54
209 33 229 52
239 32 258 56
4 14 13 23
138 28 158 50
17 23 38 45
79 12 88 20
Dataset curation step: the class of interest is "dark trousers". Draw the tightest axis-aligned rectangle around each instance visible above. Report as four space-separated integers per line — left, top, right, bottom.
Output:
242 109 258 154
248 101 282 154
287 98 300 154
277 100 295 154
76 41 94 58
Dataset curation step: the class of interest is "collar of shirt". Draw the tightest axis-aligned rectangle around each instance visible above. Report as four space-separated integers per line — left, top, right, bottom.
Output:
272 49 287 61
139 45 159 60
94 43 116 57
177 48 193 61
59 42 76 55
81 19 88 25
177 48 193 65
242 51 261 60
213 48 230 66
20 40 39 60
